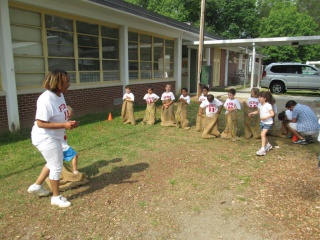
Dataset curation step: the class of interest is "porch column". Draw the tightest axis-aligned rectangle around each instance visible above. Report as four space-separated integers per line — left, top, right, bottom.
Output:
257 51 263 88
0 0 20 131
224 50 229 86
250 42 256 89
205 47 210 65
119 25 129 94
174 37 182 95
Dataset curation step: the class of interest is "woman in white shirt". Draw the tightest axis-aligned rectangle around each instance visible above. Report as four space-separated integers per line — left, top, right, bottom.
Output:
27 70 79 208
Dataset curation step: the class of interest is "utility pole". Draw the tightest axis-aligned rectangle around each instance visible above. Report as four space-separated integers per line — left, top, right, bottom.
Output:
197 0 206 98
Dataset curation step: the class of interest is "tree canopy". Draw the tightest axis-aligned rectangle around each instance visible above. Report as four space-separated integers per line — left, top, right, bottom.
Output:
125 0 320 63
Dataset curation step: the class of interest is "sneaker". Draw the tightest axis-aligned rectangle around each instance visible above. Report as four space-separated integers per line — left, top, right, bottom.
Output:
294 139 308 145
265 143 273 151
51 195 71 208
27 184 50 197
256 148 266 156
305 136 314 143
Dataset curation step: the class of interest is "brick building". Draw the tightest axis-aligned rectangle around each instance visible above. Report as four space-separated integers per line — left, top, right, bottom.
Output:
0 0 249 133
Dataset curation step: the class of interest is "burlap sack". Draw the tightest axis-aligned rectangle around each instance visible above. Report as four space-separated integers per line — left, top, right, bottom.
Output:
176 101 190 129
196 107 206 132
243 103 260 139
121 100 136 125
221 111 237 139
202 114 220 138
161 100 175 126
142 102 157 125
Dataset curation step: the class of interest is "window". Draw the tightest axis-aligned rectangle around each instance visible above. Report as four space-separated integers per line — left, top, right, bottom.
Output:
76 21 99 82
101 26 119 81
302 66 318 75
45 17 120 83
45 15 76 82
128 31 174 80
10 8 45 86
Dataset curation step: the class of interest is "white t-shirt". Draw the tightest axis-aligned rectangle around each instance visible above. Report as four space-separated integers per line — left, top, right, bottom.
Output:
198 95 207 102
143 93 159 103
161 92 175 101
247 97 259 108
285 109 293 121
31 90 68 144
258 102 274 124
179 95 190 104
224 98 241 114
123 92 135 101
200 99 223 117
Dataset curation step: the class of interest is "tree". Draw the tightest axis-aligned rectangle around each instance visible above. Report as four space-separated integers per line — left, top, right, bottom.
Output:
259 5 320 63
296 0 320 32
209 0 260 39
125 0 190 22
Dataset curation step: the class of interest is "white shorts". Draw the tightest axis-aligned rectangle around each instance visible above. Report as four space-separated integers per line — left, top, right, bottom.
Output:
33 137 63 180
289 122 318 136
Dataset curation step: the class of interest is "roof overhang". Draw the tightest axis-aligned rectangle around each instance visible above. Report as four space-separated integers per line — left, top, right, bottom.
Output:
193 36 320 48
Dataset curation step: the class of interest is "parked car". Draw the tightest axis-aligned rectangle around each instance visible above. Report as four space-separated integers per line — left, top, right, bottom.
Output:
260 62 320 93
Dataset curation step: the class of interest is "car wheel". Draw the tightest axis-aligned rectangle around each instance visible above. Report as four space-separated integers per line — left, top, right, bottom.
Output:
270 81 285 93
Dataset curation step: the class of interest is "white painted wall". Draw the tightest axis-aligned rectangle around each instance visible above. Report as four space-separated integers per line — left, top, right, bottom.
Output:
0 0 20 131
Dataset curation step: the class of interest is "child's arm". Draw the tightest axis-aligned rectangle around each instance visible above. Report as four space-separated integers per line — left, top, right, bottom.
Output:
153 98 159 103
125 96 134 102
281 122 288 135
166 100 174 106
217 105 223 114
179 97 187 104
248 110 259 117
198 106 204 116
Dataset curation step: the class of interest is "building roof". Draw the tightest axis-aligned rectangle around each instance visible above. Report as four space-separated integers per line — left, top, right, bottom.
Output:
194 36 320 48
89 0 224 40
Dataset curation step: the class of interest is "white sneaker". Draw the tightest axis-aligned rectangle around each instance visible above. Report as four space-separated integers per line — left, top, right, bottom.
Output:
51 195 71 208
265 143 273 151
256 148 266 156
27 184 50 197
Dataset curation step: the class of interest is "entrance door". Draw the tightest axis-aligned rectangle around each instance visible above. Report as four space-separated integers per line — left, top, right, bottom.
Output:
190 49 198 93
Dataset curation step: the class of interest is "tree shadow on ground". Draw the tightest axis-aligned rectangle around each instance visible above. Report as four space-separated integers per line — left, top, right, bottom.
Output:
69 162 149 200
79 158 122 177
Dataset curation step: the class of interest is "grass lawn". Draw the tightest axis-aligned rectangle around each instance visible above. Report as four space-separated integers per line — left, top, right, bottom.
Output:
1 100 320 239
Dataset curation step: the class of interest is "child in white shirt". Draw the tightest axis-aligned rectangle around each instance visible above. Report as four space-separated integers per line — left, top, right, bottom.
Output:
196 86 209 132
121 85 136 125
249 91 275 156
198 94 223 138
221 88 241 140
142 87 159 125
243 88 260 139
176 88 191 130
161 84 176 127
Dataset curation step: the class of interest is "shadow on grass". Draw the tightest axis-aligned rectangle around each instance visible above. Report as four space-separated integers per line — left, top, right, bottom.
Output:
80 158 122 176
0 129 31 146
69 162 149 200
0 162 44 180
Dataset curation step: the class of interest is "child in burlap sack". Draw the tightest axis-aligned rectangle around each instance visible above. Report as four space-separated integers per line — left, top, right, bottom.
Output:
176 88 191 130
198 94 223 139
142 87 159 125
243 88 260 139
196 86 209 132
121 85 136 125
161 84 176 127
221 88 241 140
